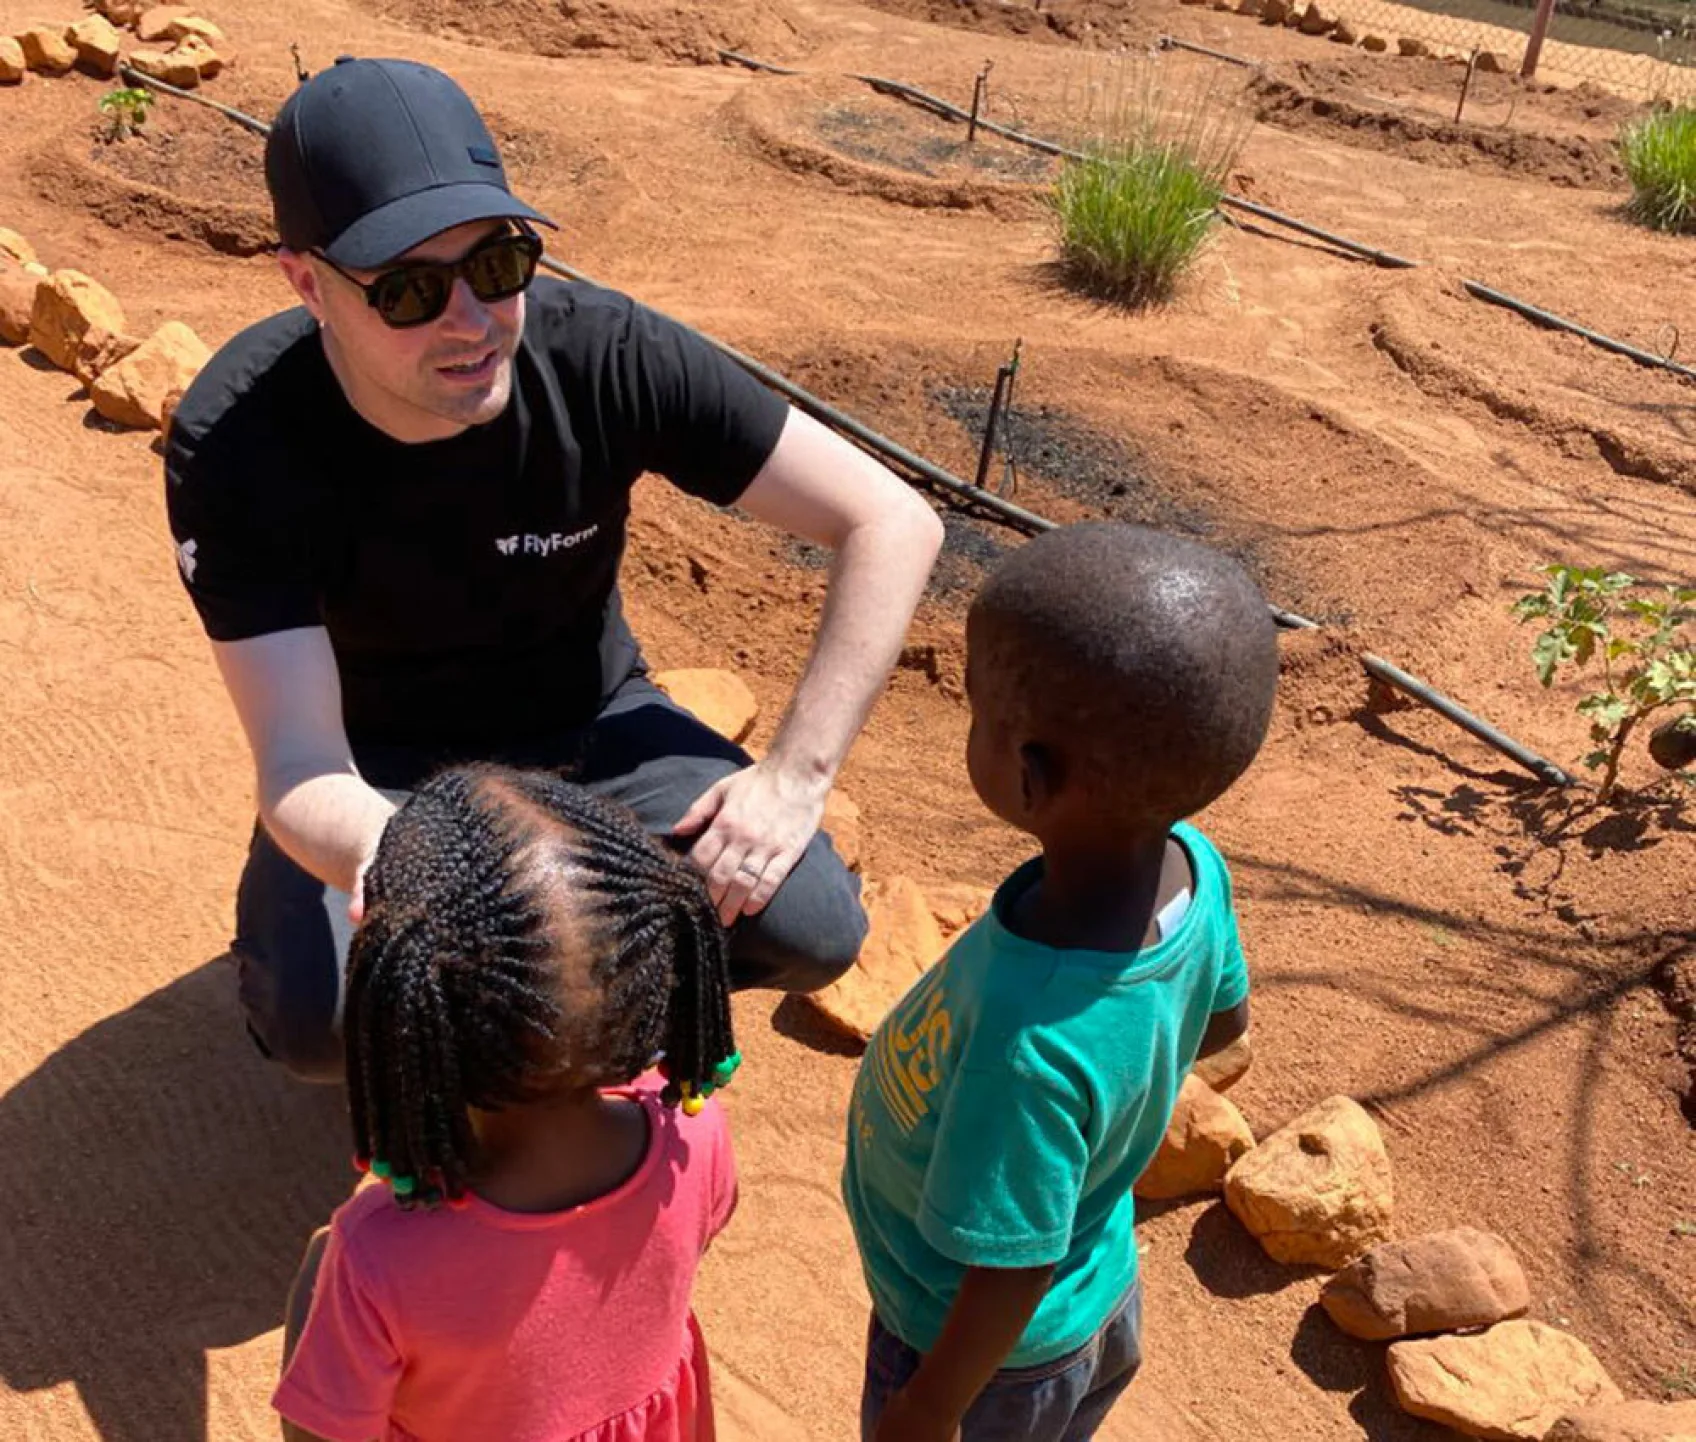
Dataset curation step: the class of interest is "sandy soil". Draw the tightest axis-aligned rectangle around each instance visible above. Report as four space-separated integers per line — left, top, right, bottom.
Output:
0 0 1692 1438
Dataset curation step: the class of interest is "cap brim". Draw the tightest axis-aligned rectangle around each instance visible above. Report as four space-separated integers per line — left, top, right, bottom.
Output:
321 182 557 268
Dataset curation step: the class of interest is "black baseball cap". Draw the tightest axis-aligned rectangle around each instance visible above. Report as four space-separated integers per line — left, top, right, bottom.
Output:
266 57 556 268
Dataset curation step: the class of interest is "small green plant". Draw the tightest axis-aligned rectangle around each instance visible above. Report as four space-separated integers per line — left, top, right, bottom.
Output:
1049 61 1248 308
1662 1362 1696 1401
98 86 155 142
1512 564 1696 801
1620 104 1696 233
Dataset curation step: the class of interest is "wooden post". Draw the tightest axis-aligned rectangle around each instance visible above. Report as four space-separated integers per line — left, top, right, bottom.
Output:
1521 0 1557 77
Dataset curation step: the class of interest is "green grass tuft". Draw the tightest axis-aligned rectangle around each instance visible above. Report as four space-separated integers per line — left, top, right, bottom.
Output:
1620 104 1696 233
1049 62 1249 308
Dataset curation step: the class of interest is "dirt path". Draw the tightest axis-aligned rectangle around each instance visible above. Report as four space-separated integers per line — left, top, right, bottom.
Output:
1 0 1691 1437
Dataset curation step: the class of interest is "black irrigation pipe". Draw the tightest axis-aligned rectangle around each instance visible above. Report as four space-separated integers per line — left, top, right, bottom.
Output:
120 71 1576 789
722 53 1695 371
1155 34 1265 67
116 62 272 135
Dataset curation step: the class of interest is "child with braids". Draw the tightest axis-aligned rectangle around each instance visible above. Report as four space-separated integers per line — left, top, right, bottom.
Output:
273 764 742 1442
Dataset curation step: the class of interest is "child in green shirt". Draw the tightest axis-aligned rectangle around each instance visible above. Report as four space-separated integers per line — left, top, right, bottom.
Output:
842 522 1279 1442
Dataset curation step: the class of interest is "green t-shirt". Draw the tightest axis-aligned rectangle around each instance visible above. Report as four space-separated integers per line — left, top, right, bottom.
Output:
841 822 1249 1367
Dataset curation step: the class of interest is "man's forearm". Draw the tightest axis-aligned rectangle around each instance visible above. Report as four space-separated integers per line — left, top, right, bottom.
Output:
902 1264 1055 1427
765 506 940 787
262 766 396 896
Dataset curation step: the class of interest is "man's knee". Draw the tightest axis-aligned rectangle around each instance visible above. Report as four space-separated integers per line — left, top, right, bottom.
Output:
234 943 345 1084
730 839 867 994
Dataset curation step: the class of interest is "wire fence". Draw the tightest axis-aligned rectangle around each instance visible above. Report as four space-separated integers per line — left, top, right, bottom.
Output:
1312 0 1696 101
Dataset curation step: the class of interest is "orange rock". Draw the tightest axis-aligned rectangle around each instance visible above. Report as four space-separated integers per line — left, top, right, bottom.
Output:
135 4 192 41
927 881 993 939
89 320 211 429
806 876 945 1042
159 385 185 437
1134 1075 1255 1200
68 14 123 75
1388 1322 1623 1440
1545 1400 1696 1441
72 325 142 385
0 35 26 83
29 271 128 374
821 788 861 872
651 668 758 744
1224 1094 1394 1267
0 261 41 345
18 26 77 74
170 32 221 77
164 14 225 42
0 227 36 266
94 0 148 23
1193 1028 1253 1092
1321 1228 1530 1340
127 45 199 87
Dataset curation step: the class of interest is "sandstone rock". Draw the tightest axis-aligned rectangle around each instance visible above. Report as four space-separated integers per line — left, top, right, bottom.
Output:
1474 49 1506 72
94 0 148 23
135 4 191 41
89 320 210 428
1331 20 1359 42
1398 35 1432 55
0 228 36 266
928 882 993 939
1193 1028 1253 1092
1320 1228 1529 1340
1297 2 1340 34
1260 0 1291 22
72 325 142 385
170 32 221 77
127 44 199 86
1135 1075 1255 1200
1236 0 1265 14
68 13 123 74
650 668 758 744
164 13 224 41
30 270 128 373
159 385 184 436
1224 1094 1393 1267
1361 32 1389 50
0 261 40 345
821 788 862 872
1546 1401 1696 1441
1388 1322 1623 1440
18 26 77 74
0 35 26 83
807 876 944 1042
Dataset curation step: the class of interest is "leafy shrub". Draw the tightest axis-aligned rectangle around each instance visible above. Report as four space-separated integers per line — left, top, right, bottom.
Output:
99 87 155 142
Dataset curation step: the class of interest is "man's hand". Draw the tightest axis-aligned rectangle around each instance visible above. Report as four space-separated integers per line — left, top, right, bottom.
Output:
673 761 829 925
874 1387 961 1442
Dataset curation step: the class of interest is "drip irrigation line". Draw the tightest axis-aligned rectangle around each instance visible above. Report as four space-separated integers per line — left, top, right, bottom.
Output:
1461 280 1696 385
1155 35 1264 67
123 77 1576 789
116 63 273 136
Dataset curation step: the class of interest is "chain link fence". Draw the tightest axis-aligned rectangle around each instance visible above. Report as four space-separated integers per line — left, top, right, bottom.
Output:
1313 0 1696 101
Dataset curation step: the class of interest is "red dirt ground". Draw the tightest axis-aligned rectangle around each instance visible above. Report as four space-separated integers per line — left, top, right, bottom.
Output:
0 0 1691 1438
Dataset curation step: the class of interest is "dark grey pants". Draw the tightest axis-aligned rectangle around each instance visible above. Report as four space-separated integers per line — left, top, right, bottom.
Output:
232 674 867 1082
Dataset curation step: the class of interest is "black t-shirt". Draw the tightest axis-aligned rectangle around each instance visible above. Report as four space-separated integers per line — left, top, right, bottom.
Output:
165 277 786 753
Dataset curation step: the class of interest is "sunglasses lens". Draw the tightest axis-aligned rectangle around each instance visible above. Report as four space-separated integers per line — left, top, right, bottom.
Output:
465 236 540 302
374 266 452 327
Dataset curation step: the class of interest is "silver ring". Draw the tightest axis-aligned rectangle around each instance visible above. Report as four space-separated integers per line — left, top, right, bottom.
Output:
734 862 761 879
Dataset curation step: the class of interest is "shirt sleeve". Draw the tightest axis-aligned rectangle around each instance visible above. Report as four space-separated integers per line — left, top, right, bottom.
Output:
605 297 789 507
164 420 321 642
1211 867 1250 1014
916 1048 1090 1270
272 1221 402 1442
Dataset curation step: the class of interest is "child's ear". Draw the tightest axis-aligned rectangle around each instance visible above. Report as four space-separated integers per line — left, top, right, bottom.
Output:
1018 742 1063 818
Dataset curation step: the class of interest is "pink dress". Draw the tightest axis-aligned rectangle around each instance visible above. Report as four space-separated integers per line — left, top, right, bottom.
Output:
275 1077 736 1442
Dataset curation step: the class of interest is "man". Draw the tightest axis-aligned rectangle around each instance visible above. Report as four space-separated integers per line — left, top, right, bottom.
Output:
166 57 942 1082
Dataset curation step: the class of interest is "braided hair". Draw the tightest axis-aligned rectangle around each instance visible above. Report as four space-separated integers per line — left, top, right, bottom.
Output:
344 764 737 1208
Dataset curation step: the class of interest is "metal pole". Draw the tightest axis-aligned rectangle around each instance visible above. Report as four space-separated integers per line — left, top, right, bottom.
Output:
1521 0 1558 77
974 356 1014 491
967 61 993 144
1455 49 1480 124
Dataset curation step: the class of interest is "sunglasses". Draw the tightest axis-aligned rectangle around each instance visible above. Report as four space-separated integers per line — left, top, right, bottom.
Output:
313 227 543 328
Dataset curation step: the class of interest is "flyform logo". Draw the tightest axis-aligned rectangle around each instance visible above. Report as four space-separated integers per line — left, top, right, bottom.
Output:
176 537 198 583
495 525 599 558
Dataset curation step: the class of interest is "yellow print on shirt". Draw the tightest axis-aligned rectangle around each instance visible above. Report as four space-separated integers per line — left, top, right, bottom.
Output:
869 967 953 1134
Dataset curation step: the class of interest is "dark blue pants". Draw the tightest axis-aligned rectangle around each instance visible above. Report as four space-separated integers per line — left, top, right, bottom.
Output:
861 1282 1144 1442
232 674 867 1082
